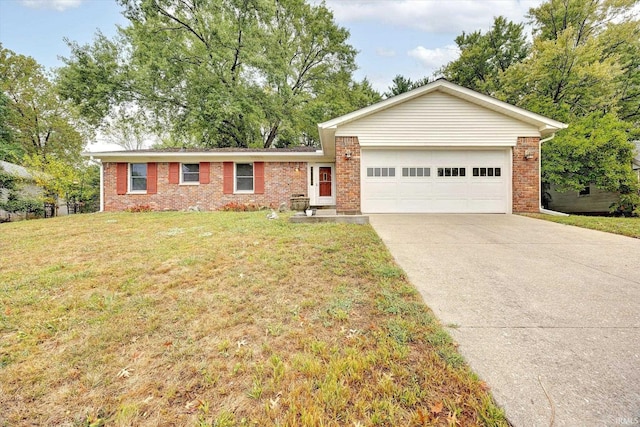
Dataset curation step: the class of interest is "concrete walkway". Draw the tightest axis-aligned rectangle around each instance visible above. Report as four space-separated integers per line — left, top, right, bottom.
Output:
369 214 640 427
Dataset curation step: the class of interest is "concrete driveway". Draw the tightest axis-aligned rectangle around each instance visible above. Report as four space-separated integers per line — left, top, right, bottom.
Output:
369 214 640 427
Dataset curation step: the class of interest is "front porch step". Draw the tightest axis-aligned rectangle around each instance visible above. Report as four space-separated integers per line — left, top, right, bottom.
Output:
314 208 337 216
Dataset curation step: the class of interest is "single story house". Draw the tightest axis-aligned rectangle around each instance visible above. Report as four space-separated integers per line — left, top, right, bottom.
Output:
547 141 640 214
87 79 567 214
0 160 69 220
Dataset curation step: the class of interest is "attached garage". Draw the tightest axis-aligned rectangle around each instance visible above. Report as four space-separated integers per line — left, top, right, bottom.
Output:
361 149 509 213
318 79 567 214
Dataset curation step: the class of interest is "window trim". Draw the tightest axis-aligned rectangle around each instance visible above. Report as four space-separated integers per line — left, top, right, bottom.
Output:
578 186 591 197
180 163 200 185
436 167 466 177
366 167 396 178
234 162 254 193
129 163 148 194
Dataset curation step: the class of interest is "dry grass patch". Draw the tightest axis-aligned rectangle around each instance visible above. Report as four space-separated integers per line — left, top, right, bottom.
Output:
0 212 508 426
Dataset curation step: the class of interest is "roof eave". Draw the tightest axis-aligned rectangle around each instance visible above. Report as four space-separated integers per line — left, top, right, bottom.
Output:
83 150 326 162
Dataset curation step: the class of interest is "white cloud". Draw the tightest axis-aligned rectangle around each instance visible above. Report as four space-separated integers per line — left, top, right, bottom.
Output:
21 0 83 12
324 0 544 33
376 47 396 57
408 44 460 72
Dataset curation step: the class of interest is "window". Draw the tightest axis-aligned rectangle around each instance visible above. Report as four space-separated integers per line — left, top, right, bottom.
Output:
437 167 465 177
472 167 501 177
236 163 254 192
366 167 395 177
402 167 431 177
181 163 200 183
130 163 147 192
579 186 590 196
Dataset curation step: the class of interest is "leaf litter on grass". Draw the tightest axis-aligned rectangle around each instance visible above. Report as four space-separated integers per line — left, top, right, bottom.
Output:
0 211 509 426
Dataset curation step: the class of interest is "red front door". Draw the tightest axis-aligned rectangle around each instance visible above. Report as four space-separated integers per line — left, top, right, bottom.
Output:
319 167 332 197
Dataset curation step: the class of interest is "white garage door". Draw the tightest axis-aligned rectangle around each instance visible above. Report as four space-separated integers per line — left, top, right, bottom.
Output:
361 149 510 213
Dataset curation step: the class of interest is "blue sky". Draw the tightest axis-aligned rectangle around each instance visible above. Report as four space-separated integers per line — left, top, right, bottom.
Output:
0 0 544 91
0 0 544 150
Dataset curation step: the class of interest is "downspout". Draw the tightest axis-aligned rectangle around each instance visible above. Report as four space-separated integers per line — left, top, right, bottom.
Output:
538 134 569 216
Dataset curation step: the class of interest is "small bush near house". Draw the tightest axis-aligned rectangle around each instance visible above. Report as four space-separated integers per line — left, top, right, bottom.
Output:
124 204 153 213
219 201 269 212
609 193 640 217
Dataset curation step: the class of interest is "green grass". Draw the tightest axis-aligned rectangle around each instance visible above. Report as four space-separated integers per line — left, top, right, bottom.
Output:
0 212 508 426
525 213 640 238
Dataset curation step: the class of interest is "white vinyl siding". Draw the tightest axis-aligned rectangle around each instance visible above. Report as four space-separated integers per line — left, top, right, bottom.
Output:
336 91 539 147
361 149 510 214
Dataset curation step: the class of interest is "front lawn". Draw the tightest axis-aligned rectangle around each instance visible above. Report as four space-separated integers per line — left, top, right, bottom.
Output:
526 213 640 238
0 212 507 426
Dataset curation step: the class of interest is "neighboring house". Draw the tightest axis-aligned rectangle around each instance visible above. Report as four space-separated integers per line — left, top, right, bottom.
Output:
0 160 69 220
87 79 567 214
547 141 640 214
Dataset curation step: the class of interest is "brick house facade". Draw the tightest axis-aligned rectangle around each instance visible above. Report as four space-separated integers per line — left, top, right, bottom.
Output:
512 137 542 213
335 136 361 214
103 161 308 212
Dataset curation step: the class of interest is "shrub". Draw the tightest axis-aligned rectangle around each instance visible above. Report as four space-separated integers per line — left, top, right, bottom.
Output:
125 204 153 213
219 202 268 212
610 193 640 217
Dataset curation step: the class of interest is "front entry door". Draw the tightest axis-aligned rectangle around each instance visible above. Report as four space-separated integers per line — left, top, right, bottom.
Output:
319 167 332 197
308 163 336 206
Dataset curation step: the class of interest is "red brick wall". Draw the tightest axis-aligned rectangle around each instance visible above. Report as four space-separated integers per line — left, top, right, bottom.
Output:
103 162 307 211
512 137 541 213
335 136 361 214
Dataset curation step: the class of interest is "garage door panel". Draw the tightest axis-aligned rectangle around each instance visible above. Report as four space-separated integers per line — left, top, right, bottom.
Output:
361 149 509 213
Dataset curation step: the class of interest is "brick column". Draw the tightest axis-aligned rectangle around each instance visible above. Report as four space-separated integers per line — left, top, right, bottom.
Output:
335 136 361 214
512 136 541 213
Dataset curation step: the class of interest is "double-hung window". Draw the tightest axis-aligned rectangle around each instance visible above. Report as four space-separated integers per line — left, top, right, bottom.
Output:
235 163 254 192
181 163 200 183
130 163 147 192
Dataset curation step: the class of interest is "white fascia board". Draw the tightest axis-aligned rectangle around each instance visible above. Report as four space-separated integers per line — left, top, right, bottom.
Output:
82 151 326 163
358 142 518 149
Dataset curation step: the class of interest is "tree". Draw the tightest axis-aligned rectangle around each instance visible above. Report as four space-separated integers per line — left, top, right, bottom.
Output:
384 75 429 98
437 0 639 199
103 108 154 150
0 45 86 165
58 0 358 148
0 92 23 162
496 0 639 196
542 113 638 193
440 16 529 95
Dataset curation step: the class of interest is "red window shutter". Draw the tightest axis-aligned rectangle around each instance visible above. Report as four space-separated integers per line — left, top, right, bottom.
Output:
147 162 157 194
168 162 180 184
254 162 265 194
223 162 234 194
116 163 127 195
199 162 210 184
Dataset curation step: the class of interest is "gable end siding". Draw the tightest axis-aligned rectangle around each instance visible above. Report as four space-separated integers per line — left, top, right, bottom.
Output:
336 91 539 147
